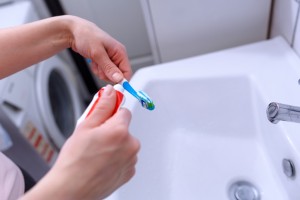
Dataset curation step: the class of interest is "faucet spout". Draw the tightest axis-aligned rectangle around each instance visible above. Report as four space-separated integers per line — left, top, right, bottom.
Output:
267 102 300 124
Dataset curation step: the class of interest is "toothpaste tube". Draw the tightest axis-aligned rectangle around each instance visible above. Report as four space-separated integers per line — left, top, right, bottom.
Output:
77 84 125 125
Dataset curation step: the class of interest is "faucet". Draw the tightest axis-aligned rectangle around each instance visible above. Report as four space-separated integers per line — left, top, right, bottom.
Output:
267 102 300 124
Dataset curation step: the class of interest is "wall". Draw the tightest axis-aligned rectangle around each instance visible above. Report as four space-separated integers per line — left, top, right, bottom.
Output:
270 0 300 58
14 0 300 67
270 0 299 45
292 2 300 56
141 0 271 63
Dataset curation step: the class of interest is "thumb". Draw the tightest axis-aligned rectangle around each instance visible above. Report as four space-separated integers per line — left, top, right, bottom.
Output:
85 85 116 127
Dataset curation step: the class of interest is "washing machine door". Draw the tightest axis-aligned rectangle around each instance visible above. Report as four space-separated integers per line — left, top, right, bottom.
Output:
35 56 83 149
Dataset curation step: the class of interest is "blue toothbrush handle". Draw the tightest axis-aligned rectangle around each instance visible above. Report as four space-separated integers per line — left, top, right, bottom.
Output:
122 81 140 100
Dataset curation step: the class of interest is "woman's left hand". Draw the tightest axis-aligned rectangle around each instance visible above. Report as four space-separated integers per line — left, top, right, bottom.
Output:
68 16 132 83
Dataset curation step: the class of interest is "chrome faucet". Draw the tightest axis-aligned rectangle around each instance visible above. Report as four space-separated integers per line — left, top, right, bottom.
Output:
267 102 300 124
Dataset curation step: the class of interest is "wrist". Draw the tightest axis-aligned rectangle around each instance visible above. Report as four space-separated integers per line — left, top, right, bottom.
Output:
49 15 77 49
20 168 75 200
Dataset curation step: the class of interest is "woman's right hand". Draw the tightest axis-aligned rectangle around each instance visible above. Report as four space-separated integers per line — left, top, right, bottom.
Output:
21 85 140 200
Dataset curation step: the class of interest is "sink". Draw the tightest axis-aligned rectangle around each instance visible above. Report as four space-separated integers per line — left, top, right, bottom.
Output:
106 37 300 200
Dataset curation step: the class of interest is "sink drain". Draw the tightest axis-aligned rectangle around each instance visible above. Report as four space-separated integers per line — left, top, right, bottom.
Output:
228 181 260 200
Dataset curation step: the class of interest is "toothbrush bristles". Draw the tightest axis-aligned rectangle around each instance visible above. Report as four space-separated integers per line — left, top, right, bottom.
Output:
140 100 155 110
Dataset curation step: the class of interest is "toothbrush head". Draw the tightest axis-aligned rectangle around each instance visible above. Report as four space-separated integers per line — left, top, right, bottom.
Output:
137 91 155 111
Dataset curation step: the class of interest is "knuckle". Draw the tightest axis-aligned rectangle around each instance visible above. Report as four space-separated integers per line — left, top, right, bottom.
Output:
119 43 127 54
98 73 107 80
132 137 141 153
115 123 129 134
125 136 140 157
121 108 131 116
90 48 102 60
96 99 111 109
129 167 136 178
123 168 136 183
102 62 115 73
119 108 132 120
109 124 129 140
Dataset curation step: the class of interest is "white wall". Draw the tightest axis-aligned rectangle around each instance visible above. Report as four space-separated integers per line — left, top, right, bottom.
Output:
270 0 299 44
270 0 300 58
15 0 300 67
141 0 271 63
14 0 51 18
292 9 300 56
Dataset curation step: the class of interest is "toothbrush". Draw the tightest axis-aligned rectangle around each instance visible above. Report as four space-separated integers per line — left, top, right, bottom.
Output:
86 59 154 110
77 78 155 125
121 79 155 111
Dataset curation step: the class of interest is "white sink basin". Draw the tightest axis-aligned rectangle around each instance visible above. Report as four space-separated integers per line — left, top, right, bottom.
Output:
106 37 300 200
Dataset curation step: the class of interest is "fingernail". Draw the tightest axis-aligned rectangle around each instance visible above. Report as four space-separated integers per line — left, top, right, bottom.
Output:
103 85 113 96
112 72 123 83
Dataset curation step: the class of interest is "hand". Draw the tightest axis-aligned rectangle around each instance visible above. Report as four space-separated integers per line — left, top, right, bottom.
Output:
68 16 132 83
0 15 132 81
21 85 140 200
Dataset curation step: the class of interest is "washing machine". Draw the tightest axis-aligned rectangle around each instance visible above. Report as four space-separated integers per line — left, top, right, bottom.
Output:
0 1 86 166
35 56 84 150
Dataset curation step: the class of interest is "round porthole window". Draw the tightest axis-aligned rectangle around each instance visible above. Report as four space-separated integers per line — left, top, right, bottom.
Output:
48 69 75 139
36 56 83 149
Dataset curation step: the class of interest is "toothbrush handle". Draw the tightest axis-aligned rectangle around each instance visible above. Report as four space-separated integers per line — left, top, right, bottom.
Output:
122 80 140 99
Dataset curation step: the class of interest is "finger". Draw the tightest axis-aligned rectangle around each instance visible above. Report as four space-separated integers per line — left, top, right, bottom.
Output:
123 154 138 170
119 155 138 185
118 60 132 81
113 134 140 165
96 66 109 82
91 62 111 82
122 166 136 184
94 48 124 83
109 108 132 127
103 38 132 81
90 62 99 77
96 108 132 143
91 62 110 82
114 48 132 81
123 136 140 164
90 63 97 74
85 85 116 127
